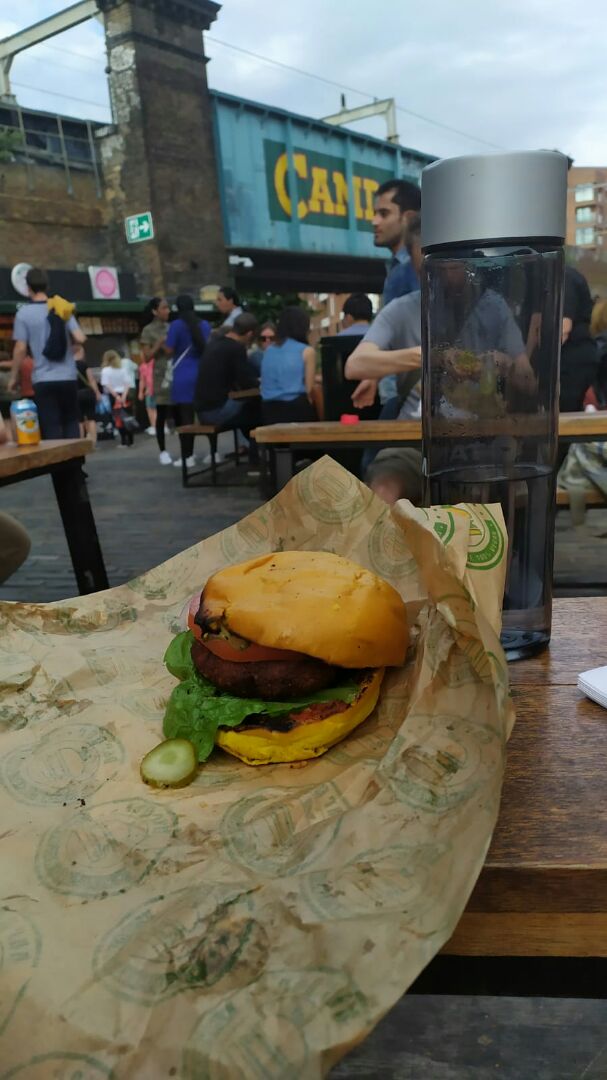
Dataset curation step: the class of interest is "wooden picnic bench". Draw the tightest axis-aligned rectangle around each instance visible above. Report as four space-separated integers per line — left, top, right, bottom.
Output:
556 487 606 509
176 388 261 487
175 424 241 487
253 412 607 492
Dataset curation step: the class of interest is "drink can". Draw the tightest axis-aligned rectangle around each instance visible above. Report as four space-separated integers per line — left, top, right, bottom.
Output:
11 398 41 445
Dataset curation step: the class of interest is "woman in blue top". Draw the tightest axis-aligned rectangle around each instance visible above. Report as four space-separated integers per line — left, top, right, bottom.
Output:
165 294 211 468
260 306 316 424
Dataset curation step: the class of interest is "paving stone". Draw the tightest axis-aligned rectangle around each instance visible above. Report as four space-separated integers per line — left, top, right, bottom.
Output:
2 432 606 603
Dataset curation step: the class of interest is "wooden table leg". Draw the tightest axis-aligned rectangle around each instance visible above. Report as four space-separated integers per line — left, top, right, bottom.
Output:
274 447 295 490
258 446 272 498
51 460 109 594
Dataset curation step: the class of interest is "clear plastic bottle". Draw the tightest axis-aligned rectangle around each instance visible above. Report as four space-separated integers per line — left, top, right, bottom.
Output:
421 151 568 660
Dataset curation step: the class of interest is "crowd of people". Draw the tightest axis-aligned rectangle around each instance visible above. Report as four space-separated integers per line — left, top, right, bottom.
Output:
2 175 607 588
2 267 334 482
345 178 607 506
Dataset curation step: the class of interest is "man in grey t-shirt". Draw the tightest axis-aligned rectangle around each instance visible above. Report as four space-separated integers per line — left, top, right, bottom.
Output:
10 267 85 439
344 215 533 504
345 285 424 506
346 214 423 407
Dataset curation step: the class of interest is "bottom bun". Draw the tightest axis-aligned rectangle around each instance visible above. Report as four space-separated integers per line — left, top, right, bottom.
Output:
216 668 385 766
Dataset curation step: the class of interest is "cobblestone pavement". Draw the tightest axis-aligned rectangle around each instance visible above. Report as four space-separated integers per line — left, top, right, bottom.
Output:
1 430 606 603
0 430 262 604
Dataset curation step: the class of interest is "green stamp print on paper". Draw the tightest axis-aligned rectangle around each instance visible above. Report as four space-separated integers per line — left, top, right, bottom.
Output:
367 514 417 581
464 505 505 570
35 798 177 898
1 1054 112 1080
419 613 479 686
433 510 456 545
0 909 41 1037
221 783 346 875
93 886 267 1005
381 715 500 813
220 512 274 563
300 842 443 922
261 968 367 1027
0 723 124 806
183 966 367 1078
50 603 138 635
298 464 374 525
183 1002 309 1080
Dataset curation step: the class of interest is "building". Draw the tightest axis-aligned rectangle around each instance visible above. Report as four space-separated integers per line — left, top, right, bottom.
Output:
0 0 433 329
566 167 607 252
303 293 379 343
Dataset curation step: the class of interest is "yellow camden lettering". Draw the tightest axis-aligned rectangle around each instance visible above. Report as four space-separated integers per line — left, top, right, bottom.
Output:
332 171 349 217
273 149 381 222
274 152 309 219
352 177 364 219
363 177 379 220
308 167 336 214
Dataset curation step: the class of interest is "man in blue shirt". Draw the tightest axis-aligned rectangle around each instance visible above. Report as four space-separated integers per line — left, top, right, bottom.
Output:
372 178 421 401
337 293 373 336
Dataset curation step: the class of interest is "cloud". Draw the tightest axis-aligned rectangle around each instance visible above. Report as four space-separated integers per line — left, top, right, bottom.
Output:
2 0 605 164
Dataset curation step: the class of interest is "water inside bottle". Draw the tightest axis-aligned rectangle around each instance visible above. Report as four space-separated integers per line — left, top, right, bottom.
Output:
429 463 555 660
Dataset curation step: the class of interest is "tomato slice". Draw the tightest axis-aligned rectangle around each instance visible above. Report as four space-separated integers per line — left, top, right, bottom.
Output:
187 594 203 641
186 591 305 662
201 636 306 664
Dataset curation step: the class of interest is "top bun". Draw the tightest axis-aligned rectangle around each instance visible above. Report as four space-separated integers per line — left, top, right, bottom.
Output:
201 550 408 668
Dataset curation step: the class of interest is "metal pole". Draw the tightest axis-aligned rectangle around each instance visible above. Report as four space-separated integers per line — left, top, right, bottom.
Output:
15 104 33 192
86 119 102 198
284 118 301 252
343 135 358 256
56 114 73 195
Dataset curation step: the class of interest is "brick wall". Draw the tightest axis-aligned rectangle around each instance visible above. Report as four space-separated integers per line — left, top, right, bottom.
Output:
2 1 230 298
99 0 229 297
0 162 112 270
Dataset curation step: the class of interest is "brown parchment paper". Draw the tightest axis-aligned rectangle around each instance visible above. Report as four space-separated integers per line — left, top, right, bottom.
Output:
0 457 513 1080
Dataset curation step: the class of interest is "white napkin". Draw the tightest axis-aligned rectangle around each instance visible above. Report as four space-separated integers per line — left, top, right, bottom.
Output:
578 665 607 709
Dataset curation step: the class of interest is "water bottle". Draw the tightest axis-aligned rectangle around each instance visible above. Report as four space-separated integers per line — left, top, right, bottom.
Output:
421 150 568 660
10 398 41 446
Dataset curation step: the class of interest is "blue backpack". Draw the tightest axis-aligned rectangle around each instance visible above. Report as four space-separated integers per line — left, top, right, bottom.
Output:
42 310 68 361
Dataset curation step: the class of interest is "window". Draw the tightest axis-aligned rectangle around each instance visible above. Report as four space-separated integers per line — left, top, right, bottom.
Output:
575 184 595 203
575 227 595 245
576 206 595 223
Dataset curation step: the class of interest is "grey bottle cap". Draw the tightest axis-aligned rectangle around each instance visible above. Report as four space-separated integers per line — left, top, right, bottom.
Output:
421 150 568 249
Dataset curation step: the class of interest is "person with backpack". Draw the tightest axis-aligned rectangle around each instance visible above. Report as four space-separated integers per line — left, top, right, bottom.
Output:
9 267 86 439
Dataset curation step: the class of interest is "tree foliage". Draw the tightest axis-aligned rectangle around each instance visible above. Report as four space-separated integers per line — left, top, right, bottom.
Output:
241 291 311 325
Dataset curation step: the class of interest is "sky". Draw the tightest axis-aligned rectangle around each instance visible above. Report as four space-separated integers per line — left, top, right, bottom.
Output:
1 0 605 165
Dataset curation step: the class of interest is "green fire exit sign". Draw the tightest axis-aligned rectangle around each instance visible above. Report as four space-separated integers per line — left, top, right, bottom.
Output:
125 211 154 244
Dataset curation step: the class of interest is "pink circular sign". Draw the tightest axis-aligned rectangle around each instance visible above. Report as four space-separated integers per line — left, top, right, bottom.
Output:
94 268 118 298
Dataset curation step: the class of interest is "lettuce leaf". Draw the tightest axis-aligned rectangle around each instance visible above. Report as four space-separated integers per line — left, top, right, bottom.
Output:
162 630 361 762
164 631 197 681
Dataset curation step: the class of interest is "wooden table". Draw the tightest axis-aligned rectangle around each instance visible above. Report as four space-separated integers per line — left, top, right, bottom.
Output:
253 412 607 490
229 387 261 400
0 439 108 594
445 596 607 958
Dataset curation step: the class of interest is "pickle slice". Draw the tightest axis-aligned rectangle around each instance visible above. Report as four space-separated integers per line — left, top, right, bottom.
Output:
140 739 198 789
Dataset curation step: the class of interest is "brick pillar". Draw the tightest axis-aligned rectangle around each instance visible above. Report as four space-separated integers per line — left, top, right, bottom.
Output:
97 0 228 297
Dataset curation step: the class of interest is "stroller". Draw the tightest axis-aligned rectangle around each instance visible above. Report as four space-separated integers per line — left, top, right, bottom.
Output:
96 392 116 441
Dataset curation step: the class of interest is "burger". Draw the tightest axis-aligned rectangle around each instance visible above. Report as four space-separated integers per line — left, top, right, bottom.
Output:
141 551 408 785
